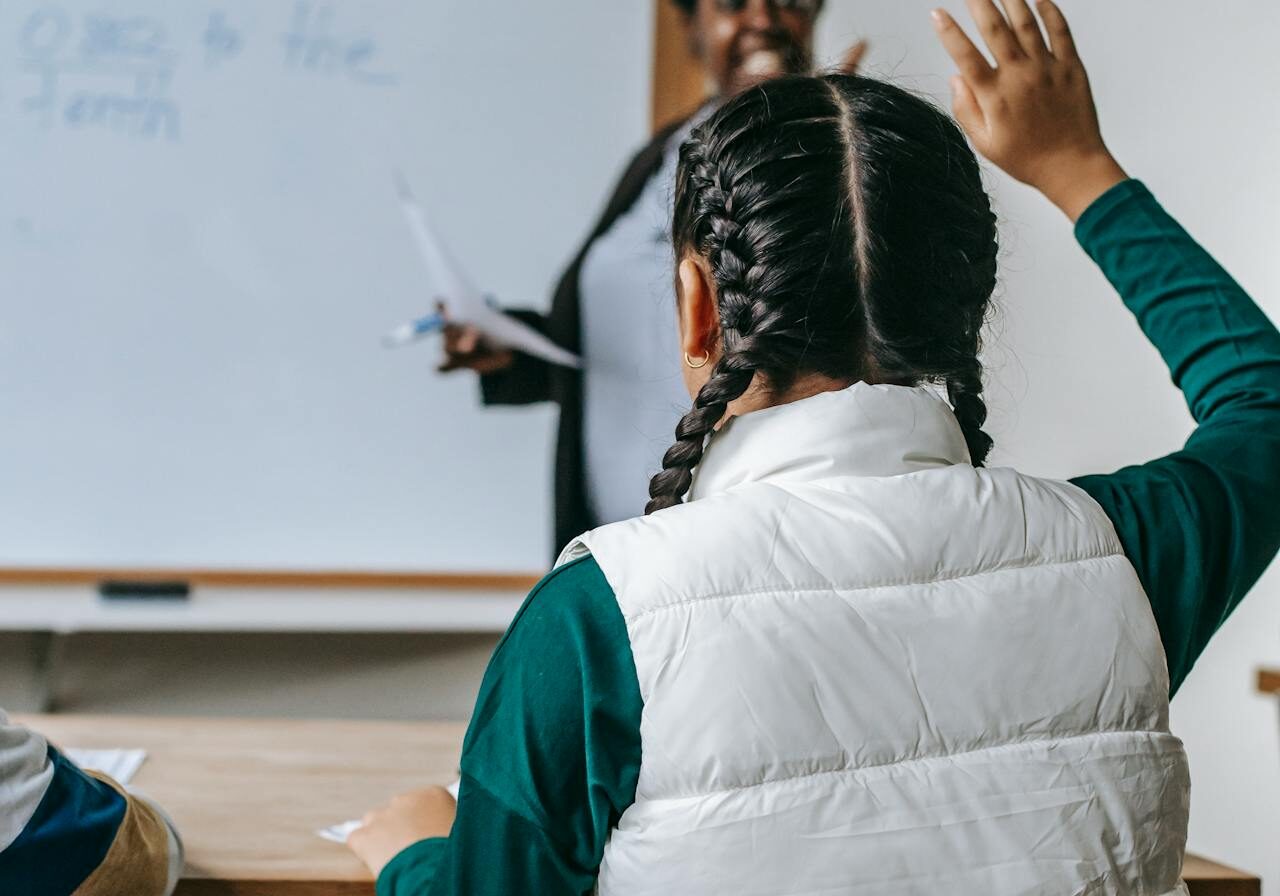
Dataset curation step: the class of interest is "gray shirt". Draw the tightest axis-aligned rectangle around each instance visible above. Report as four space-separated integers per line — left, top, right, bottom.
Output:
579 112 709 526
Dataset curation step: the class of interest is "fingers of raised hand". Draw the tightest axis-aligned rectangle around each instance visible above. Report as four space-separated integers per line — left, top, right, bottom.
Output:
838 39 868 74
948 75 988 140
997 0 1050 59
932 9 995 82
964 0 1025 64
1035 0 1079 61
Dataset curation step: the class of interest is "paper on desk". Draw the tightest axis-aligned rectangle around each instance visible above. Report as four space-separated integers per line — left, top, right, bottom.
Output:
317 824 363 844
394 173 581 369
317 819 363 845
318 779 461 845
65 748 147 785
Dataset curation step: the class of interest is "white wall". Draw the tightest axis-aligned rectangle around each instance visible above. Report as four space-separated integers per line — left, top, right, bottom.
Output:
817 1 1280 889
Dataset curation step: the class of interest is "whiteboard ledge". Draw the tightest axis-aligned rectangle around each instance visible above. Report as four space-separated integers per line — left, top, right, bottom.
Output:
0 567 542 591
0 585 527 634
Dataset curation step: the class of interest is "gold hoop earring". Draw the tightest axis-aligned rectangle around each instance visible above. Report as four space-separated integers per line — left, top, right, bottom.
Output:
684 352 710 370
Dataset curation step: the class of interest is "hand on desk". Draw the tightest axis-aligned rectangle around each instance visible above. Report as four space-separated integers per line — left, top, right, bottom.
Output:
347 786 457 878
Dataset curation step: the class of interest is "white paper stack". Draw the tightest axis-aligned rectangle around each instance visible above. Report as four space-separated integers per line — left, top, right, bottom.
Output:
65 748 148 785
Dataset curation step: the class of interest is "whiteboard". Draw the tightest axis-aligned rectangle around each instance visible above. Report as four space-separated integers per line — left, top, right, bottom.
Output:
0 0 652 572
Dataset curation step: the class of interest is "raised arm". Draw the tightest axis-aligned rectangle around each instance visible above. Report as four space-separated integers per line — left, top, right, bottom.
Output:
933 0 1280 691
1068 182 1280 692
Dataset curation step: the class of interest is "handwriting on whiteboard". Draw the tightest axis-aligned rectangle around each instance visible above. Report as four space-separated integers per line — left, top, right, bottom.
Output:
11 1 400 142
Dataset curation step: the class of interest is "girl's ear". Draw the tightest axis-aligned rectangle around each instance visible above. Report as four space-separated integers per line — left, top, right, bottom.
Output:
677 256 719 363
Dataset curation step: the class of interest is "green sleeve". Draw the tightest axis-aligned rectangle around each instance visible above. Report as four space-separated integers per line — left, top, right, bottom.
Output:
1069 180 1280 695
376 555 643 896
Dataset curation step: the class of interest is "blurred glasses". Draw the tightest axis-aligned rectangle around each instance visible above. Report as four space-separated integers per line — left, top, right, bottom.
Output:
714 0 822 15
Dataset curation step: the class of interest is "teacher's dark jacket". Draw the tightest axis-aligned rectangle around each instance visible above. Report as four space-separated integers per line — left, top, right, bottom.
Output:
479 118 689 557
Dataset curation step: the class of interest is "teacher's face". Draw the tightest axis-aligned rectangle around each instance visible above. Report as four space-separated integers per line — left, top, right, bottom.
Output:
686 0 821 97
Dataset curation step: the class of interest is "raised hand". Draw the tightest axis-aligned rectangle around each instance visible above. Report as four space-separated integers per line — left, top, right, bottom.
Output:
931 0 1128 220
837 39 869 74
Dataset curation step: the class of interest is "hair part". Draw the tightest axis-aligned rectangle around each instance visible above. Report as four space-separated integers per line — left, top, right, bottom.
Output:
646 73 997 515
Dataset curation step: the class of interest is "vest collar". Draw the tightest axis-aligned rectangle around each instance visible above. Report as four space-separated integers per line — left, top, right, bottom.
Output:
688 383 972 501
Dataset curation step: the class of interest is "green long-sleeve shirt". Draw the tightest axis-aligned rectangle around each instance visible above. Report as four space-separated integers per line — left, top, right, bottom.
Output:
377 180 1280 896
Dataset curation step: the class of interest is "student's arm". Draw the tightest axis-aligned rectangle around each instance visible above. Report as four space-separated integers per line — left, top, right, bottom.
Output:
931 2 1280 694
351 556 642 896
0 714 183 895
1069 181 1280 693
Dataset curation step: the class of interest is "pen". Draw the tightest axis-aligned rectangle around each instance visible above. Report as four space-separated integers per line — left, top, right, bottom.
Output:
382 311 446 348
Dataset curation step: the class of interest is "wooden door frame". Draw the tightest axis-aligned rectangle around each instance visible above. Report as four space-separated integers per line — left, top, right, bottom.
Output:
652 1 707 132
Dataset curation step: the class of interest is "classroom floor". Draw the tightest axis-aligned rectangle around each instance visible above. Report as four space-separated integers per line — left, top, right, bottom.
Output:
0 632 499 720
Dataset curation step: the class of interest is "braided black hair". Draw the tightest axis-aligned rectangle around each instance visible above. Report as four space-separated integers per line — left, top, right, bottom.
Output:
646 74 998 514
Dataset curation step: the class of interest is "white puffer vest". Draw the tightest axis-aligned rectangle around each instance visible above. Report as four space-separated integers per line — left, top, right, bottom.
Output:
558 383 1189 896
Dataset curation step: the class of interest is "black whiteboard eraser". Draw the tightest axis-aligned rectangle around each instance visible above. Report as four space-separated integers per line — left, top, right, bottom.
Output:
98 580 191 601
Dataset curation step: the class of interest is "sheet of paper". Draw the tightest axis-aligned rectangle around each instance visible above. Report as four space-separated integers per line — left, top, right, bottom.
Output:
65 748 148 785
318 779 461 845
317 818 363 844
394 174 582 369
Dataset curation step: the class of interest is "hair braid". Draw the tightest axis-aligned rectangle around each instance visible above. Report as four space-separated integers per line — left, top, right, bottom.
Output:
946 359 993 466
646 136 800 512
649 74 1001 515
645 353 754 513
825 73 999 467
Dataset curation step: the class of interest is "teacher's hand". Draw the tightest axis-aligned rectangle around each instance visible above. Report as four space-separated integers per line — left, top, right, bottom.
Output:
439 322 515 374
931 0 1127 221
347 786 457 879
837 39 869 74
436 302 515 374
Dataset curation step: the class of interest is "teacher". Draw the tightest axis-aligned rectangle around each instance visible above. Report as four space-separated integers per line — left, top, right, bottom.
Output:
440 0 859 554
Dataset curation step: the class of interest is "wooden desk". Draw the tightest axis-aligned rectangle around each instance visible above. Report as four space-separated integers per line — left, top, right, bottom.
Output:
1184 855 1262 896
17 714 1265 895
1259 666 1280 695
23 714 466 896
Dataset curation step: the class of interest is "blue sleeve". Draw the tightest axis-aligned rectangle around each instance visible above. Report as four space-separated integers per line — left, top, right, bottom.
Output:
0 747 128 895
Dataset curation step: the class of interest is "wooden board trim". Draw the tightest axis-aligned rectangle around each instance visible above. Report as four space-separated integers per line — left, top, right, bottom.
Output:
0 567 541 591
652 0 707 132
175 880 370 896
1184 853 1262 896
